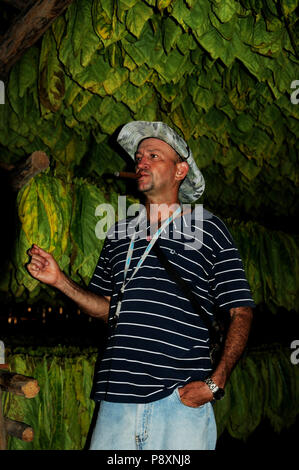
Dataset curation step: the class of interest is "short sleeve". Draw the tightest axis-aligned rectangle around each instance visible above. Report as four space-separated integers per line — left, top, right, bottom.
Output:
88 237 113 297
210 219 255 311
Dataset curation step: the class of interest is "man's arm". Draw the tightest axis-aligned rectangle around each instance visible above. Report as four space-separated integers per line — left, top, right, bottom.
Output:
27 244 110 322
178 306 253 407
210 306 253 388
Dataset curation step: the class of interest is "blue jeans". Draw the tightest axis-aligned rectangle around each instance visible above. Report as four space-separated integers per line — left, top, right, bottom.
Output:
89 387 217 450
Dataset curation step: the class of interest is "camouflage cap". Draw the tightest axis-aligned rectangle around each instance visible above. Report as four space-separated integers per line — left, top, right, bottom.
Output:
117 121 205 203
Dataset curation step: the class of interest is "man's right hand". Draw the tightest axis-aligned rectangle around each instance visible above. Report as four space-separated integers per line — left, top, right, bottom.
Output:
26 244 110 322
27 244 63 288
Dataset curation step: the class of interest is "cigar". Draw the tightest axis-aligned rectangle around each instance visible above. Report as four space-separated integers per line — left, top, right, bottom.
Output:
114 172 138 179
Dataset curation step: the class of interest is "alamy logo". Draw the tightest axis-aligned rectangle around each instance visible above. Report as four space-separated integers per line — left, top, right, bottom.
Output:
0 80 4 104
94 197 207 250
290 80 299 104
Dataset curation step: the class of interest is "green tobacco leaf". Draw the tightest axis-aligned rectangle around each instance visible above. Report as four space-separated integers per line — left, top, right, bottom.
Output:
162 16 182 53
70 181 111 283
210 8 237 41
115 82 151 111
203 107 227 131
13 174 73 294
92 0 114 40
190 135 217 168
99 96 131 134
118 0 139 17
192 85 214 112
170 0 189 29
58 0 101 75
154 48 189 82
129 64 153 86
128 23 165 69
176 32 197 55
199 28 236 66
157 0 173 10
122 21 162 68
280 0 298 15
234 35 268 80
212 0 237 23
239 157 262 180
132 89 158 121
16 46 39 99
238 14 255 45
72 91 97 119
184 0 211 37
74 56 110 95
241 126 273 158
38 30 65 113
126 1 153 38
155 81 179 102
51 15 66 49
123 52 137 71
234 113 254 133
103 67 129 94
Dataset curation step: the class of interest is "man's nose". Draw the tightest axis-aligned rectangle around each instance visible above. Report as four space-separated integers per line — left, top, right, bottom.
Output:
136 155 150 169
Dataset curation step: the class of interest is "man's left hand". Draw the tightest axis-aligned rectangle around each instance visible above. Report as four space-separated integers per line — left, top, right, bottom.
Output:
178 381 213 408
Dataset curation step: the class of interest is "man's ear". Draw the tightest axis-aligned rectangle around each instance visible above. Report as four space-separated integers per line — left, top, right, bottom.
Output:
175 161 189 181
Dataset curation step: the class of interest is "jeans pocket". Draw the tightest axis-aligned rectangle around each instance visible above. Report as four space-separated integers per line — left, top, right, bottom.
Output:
174 386 205 409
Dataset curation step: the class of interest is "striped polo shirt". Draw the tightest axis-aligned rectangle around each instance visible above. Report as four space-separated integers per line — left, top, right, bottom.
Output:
88 208 255 403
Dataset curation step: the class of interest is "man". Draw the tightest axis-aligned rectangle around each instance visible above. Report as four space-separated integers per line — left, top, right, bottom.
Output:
27 121 254 450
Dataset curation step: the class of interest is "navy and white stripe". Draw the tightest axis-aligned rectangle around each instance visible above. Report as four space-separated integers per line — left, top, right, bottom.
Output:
88 208 255 403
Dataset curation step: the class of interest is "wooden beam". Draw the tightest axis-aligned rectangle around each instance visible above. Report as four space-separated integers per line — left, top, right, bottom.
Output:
4 417 34 442
0 370 40 398
1 0 32 10
0 0 74 79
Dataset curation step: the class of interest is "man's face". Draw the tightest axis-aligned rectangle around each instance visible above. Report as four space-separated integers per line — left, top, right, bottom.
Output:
135 138 184 198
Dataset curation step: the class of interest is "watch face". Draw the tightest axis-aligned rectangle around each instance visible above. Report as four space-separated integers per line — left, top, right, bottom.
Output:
214 388 225 400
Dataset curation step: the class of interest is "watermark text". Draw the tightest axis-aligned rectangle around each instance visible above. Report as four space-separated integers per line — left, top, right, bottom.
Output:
0 340 5 364
94 197 207 250
290 80 299 104
290 340 299 365
0 80 5 105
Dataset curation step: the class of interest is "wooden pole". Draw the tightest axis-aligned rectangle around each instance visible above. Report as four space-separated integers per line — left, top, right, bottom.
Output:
0 0 74 79
0 371 40 398
4 418 34 442
0 390 7 450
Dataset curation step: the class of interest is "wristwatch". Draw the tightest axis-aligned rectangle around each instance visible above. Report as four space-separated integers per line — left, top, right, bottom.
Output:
204 377 225 401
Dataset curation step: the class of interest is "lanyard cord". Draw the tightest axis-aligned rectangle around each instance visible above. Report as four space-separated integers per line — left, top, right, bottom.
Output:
113 205 182 321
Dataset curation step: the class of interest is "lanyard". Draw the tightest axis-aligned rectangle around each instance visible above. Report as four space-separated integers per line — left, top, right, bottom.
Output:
113 205 182 323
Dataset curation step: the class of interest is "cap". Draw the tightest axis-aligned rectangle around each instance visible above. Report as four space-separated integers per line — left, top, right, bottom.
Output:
117 121 205 203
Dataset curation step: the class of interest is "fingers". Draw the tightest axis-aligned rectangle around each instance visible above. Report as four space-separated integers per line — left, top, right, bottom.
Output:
27 261 41 276
29 254 49 270
178 381 213 407
27 245 52 273
28 244 51 258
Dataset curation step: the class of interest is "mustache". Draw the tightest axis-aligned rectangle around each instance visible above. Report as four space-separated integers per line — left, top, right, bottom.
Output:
136 170 151 178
